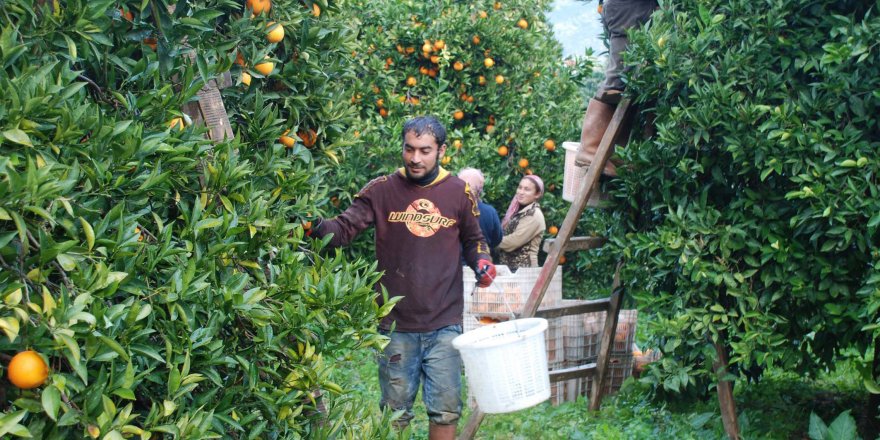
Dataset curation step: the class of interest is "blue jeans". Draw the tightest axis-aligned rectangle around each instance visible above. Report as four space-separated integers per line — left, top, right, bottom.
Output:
378 325 463 426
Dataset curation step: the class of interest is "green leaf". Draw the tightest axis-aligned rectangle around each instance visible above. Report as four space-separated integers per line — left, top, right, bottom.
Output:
41 386 61 421
0 410 30 438
2 128 33 147
194 217 223 233
62 33 77 59
80 217 95 251
56 253 77 271
808 412 829 440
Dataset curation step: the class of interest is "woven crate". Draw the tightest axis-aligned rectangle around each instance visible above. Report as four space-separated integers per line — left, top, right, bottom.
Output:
463 265 562 316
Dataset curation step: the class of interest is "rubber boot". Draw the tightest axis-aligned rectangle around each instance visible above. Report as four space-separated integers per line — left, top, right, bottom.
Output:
428 423 457 440
575 98 618 176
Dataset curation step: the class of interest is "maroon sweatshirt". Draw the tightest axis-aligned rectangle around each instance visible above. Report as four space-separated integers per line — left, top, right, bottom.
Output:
314 168 491 331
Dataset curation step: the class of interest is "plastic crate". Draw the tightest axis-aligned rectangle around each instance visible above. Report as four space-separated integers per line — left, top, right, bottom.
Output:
463 265 562 316
581 309 638 361
574 355 635 397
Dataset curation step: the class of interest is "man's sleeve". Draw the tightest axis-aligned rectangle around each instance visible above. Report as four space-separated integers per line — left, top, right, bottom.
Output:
461 191 492 269
312 180 381 247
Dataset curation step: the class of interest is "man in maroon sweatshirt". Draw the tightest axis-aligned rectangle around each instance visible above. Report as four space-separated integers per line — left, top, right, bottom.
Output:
311 116 495 439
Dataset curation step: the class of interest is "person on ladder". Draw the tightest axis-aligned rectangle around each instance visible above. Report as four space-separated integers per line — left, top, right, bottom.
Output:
576 0 658 176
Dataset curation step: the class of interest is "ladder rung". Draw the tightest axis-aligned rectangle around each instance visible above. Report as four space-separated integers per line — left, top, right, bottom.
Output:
542 236 607 254
533 298 610 319
549 362 596 382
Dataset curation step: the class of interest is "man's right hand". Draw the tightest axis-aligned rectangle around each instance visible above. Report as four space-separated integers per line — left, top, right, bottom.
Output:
476 259 496 288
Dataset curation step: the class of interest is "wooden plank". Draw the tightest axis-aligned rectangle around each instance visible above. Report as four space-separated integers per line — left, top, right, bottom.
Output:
549 363 596 382
542 236 607 254
714 341 741 439
533 299 610 319
458 410 485 440
196 79 234 141
589 264 623 411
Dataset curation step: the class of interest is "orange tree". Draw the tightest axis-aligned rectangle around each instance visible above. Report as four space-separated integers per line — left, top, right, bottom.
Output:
613 0 880 401
0 0 403 438
330 0 607 276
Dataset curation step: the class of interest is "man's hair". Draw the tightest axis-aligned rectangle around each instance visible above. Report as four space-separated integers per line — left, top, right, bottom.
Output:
402 115 447 148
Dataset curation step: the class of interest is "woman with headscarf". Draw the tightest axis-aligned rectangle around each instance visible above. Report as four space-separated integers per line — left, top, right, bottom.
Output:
496 174 546 271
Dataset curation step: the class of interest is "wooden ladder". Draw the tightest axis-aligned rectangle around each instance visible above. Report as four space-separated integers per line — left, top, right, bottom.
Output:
459 98 637 440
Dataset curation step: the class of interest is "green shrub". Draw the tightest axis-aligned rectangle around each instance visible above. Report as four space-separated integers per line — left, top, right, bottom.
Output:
0 1 394 438
615 0 879 393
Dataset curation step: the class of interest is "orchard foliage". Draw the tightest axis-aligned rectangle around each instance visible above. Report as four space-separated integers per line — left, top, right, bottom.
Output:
613 0 880 393
0 1 400 438
334 0 596 244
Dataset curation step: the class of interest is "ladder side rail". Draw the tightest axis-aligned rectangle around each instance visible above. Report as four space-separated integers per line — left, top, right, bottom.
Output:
588 264 624 411
519 99 633 319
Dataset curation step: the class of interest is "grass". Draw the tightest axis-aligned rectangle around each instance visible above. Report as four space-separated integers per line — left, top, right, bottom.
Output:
329 348 871 439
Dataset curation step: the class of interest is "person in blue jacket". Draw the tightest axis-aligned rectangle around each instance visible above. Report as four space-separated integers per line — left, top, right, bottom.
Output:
458 168 503 249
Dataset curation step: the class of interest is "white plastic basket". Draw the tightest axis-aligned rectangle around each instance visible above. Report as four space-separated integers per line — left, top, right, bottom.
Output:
562 141 606 204
452 318 550 414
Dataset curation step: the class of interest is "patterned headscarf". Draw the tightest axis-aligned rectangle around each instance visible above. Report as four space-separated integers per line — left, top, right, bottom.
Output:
501 174 544 228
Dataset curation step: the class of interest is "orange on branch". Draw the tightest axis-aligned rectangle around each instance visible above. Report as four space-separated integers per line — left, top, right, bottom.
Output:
266 22 285 43
7 351 49 389
497 145 509 156
518 158 529 168
544 139 556 151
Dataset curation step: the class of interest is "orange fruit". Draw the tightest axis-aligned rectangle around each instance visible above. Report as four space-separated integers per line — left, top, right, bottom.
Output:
485 124 495 134
241 72 252 86
279 129 296 148
376 98 385 107
497 145 508 156
453 110 464 120
548 226 558 235
168 117 185 130
558 255 566 264
453 140 462 149
427 68 437 78
441 155 451 165
494 2 502 10
472 35 481 45
518 158 529 168
7 351 49 389
234 50 246 66
495 74 504 84
266 22 284 43
422 42 433 53
311 3 321 17
544 139 556 151
517 18 529 29
430 55 440 64
298 129 318 148
407 96 420 105
303 220 312 230
254 56 274 76
453 61 464 71
478 10 488 19
478 75 487 86
483 57 494 68
406 46 415 54
433 40 446 50
406 76 417 87
246 0 271 15
478 316 501 324
143 37 157 51
379 107 388 117
120 8 134 22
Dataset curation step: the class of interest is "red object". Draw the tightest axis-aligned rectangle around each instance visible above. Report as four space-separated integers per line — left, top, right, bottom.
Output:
476 259 496 288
